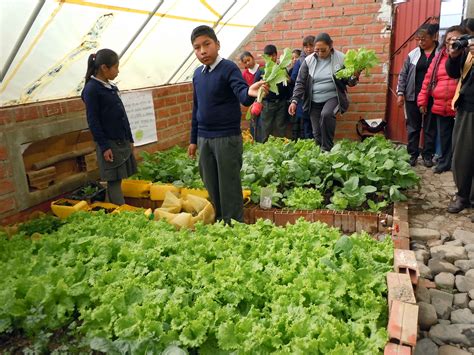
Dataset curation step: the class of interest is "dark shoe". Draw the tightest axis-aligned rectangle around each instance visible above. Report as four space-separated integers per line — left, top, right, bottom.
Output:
471 215 474 223
423 158 434 168
409 156 417 167
447 196 470 214
432 166 446 174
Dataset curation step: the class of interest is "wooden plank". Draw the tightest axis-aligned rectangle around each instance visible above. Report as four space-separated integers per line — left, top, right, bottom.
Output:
27 166 56 190
387 300 418 347
32 146 95 170
394 249 420 285
387 272 416 312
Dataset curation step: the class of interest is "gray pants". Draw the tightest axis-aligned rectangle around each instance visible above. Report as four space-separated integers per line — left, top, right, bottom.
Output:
107 179 125 205
451 110 474 204
310 97 339 151
261 99 287 142
197 135 244 223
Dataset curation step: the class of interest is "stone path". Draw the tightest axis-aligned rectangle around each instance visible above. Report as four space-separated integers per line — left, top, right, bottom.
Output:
407 165 474 355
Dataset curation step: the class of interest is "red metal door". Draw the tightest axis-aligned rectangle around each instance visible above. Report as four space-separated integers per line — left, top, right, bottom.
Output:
386 0 441 143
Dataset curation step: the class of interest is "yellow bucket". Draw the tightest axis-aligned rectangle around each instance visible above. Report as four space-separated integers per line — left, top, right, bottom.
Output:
51 199 89 219
150 183 181 201
180 188 209 199
121 179 152 198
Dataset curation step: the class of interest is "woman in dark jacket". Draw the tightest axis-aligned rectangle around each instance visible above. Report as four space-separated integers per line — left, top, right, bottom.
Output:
397 23 439 167
417 26 466 173
289 33 357 151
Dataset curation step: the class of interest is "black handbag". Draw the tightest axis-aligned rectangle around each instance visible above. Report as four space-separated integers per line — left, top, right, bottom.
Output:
356 118 387 141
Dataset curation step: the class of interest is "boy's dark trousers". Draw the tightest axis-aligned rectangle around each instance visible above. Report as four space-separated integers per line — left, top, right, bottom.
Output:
302 110 313 139
451 110 474 205
405 100 436 160
261 99 287 142
197 135 244 223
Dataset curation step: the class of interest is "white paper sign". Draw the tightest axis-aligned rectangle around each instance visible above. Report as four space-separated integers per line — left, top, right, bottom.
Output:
121 91 157 147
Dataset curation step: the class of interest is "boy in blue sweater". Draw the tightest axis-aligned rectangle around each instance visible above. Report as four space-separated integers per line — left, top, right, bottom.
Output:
187 25 266 224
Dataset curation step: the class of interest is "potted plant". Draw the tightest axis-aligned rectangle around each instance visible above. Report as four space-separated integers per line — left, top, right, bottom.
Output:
66 181 106 203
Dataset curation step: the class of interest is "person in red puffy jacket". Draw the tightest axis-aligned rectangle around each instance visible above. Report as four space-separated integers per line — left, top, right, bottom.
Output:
418 25 467 173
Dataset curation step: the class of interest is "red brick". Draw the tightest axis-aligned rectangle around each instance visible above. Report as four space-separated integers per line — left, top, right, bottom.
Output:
0 196 16 215
313 210 335 227
41 102 64 117
324 7 343 17
283 11 301 21
336 0 354 4
65 99 85 113
0 179 14 195
266 32 282 41
0 162 13 179
292 2 313 10
157 108 171 118
0 145 7 160
273 22 291 31
254 208 275 222
387 300 418 347
0 108 13 125
343 4 366 15
353 15 375 25
164 96 177 106
384 343 412 355
14 105 41 122
365 23 386 34
355 212 379 233
301 9 322 20
394 249 420 285
392 237 410 250
352 35 375 46
169 106 181 116
387 272 416 312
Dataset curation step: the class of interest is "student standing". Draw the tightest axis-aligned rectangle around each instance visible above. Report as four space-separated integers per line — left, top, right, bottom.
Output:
81 48 136 205
240 51 263 142
397 24 439 167
445 18 474 215
288 49 302 140
417 26 466 174
188 25 266 224
291 35 316 139
260 44 289 142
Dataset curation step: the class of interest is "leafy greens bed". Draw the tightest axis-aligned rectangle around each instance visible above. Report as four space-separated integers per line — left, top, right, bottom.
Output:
0 213 392 354
134 136 419 211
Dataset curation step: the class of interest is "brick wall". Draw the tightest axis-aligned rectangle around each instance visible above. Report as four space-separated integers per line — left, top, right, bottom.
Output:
234 0 392 140
0 83 193 224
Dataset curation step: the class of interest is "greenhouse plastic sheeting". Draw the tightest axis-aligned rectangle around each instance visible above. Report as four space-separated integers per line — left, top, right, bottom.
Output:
0 0 280 107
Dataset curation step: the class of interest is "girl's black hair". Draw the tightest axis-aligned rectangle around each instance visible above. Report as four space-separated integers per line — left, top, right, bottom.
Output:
85 48 119 83
191 25 218 44
416 23 439 37
314 32 333 46
240 51 253 61
302 35 315 46
439 25 467 49
461 18 474 33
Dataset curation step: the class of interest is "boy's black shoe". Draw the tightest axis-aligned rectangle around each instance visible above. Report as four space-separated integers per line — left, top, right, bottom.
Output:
423 158 434 168
409 156 417 167
432 166 447 174
447 196 470 214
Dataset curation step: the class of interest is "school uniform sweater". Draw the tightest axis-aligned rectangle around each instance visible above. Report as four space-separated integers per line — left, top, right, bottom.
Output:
191 59 253 144
81 78 133 152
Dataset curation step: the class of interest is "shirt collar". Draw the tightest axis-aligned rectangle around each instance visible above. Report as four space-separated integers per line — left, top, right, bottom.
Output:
91 75 113 89
248 63 259 74
202 55 223 73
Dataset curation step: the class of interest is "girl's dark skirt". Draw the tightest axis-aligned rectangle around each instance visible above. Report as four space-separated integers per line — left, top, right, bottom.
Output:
96 140 137 181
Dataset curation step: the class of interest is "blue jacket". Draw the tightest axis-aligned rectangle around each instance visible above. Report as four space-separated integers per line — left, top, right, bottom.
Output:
81 78 133 153
191 59 253 144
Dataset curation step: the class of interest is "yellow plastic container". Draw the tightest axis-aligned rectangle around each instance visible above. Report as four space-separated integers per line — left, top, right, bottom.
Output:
121 179 152 198
113 204 142 213
51 199 89 219
180 188 209 199
89 202 118 213
150 183 181 201
242 189 251 199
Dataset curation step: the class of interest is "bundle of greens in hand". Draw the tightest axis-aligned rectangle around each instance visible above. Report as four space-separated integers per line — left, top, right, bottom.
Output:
246 48 292 119
335 48 379 80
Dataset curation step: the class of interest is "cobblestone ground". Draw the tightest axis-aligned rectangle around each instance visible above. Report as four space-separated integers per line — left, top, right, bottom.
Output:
407 164 473 234
408 162 474 354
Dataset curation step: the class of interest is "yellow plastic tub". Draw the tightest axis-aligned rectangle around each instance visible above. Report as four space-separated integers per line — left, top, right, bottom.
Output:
121 179 152 198
180 188 209 199
150 183 181 201
89 202 118 214
113 204 142 213
51 199 89 219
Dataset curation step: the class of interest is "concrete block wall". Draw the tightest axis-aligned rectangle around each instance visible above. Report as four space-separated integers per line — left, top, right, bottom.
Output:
234 0 392 140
